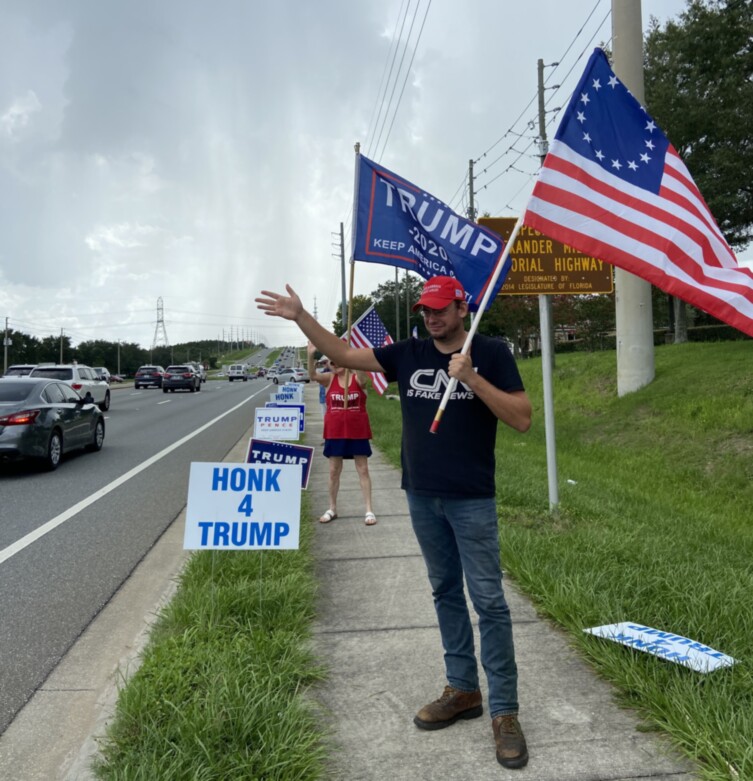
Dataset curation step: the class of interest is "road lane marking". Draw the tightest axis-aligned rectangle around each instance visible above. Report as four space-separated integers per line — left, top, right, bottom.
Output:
0 388 269 566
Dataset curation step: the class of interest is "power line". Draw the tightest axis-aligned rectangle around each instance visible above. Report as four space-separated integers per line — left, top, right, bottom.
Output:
375 0 433 162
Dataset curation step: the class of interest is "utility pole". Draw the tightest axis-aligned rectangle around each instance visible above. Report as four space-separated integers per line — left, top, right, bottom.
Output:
3 316 8 374
60 329 64 363
467 159 476 221
340 223 347 332
612 0 655 395
405 269 411 337
395 268 400 341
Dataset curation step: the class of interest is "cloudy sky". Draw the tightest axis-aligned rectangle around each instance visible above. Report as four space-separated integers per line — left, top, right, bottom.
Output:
1 0 713 349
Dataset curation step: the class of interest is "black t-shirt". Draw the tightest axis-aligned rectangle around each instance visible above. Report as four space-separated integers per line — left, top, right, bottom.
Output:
373 335 525 498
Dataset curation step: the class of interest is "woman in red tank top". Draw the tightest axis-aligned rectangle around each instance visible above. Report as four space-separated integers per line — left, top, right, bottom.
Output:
308 341 376 526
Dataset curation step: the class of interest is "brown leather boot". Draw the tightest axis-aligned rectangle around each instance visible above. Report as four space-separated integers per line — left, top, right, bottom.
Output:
492 714 529 769
413 685 483 730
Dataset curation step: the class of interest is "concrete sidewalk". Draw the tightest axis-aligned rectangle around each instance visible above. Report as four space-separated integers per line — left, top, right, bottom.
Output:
304 385 698 780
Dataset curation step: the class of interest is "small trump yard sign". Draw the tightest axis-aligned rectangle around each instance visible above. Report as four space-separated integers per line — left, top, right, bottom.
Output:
584 622 736 673
266 402 305 433
253 408 301 440
184 462 301 550
246 438 314 489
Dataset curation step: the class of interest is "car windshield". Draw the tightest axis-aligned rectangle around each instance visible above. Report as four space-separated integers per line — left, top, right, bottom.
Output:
31 368 73 380
0 382 35 402
167 366 188 372
4 367 34 376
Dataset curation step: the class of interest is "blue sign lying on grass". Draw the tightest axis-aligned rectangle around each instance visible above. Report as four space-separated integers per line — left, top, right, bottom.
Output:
584 622 737 673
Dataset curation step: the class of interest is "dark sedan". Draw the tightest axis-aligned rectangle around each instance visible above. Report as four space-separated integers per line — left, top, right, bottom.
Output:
162 365 201 393
134 365 165 389
0 377 105 470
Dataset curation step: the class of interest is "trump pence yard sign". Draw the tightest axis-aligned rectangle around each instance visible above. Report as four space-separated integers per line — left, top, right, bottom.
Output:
184 462 301 550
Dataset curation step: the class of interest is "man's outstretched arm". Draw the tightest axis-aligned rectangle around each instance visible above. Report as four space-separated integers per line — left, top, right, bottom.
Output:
256 285 386 373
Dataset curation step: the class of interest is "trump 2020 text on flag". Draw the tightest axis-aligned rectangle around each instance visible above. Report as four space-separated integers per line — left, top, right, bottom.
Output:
341 305 393 394
353 154 511 312
524 47 753 337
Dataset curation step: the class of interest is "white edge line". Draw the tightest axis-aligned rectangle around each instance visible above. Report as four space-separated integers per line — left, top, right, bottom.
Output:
0 387 270 566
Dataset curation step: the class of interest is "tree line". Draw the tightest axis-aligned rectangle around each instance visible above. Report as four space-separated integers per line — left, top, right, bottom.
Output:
2 331 259 376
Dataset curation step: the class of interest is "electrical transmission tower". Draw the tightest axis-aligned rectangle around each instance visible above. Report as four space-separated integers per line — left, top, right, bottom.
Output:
151 297 170 350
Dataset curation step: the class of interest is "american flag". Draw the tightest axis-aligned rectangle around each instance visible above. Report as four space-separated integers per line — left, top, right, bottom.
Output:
342 305 393 394
524 48 753 337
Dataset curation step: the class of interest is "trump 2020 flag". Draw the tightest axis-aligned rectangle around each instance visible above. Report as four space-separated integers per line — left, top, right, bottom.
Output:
353 154 510 312
524 48 753 337
341 305 393 394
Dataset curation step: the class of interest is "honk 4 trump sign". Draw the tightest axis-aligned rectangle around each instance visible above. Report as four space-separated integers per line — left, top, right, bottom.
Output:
184 462 301 550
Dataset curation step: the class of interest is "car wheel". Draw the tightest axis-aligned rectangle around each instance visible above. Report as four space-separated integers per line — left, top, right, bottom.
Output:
42 430 63 471
99 390 111 411
135 384 140 389
190 384 196 392
197 382 202 392
87 418 105 452
163 388 168 393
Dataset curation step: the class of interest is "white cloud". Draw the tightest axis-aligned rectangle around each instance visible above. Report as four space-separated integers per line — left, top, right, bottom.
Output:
0 90 42 139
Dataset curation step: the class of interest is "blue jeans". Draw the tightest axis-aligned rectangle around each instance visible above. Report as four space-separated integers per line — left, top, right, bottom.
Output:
406 492 518 717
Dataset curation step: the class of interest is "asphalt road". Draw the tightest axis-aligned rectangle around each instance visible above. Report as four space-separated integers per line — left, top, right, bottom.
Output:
0 377 273 735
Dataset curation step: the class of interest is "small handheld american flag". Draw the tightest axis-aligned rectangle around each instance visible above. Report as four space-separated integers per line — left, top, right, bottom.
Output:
342 305 394 394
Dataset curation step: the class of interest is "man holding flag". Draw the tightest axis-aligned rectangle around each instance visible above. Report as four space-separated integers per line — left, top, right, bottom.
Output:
257 276 532 769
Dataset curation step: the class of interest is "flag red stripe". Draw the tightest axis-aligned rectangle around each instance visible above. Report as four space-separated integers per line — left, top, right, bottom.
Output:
537 152 731 272
525 208 753 337
528 180 753 299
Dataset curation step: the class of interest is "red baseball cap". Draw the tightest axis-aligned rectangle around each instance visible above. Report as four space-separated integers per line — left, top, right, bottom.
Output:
412 276 466 312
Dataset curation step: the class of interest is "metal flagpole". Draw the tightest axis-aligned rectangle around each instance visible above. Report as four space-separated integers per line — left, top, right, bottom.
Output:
537 57 559 511
430 216 525 433
343 142 362 409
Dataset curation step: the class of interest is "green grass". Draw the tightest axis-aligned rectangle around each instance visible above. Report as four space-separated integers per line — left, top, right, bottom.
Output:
93 499 328 781
369 340 753 780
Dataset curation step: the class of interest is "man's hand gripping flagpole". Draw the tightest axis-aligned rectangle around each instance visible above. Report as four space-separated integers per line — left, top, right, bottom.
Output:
430 216 525 434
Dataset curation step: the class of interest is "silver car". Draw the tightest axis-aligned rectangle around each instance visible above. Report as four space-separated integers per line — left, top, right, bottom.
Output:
0 377 105 470
273 367 309 384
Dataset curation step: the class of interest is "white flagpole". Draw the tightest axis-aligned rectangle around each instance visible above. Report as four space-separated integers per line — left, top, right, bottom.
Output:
430 215 525 433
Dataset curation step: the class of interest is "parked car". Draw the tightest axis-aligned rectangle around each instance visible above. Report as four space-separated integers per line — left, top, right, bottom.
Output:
228 364 248 382
162 365 201 393
28 364 110 411
93 367 111 383
3 364 37 377
0 377 105 470
134 365 165 389
274 367 309 384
